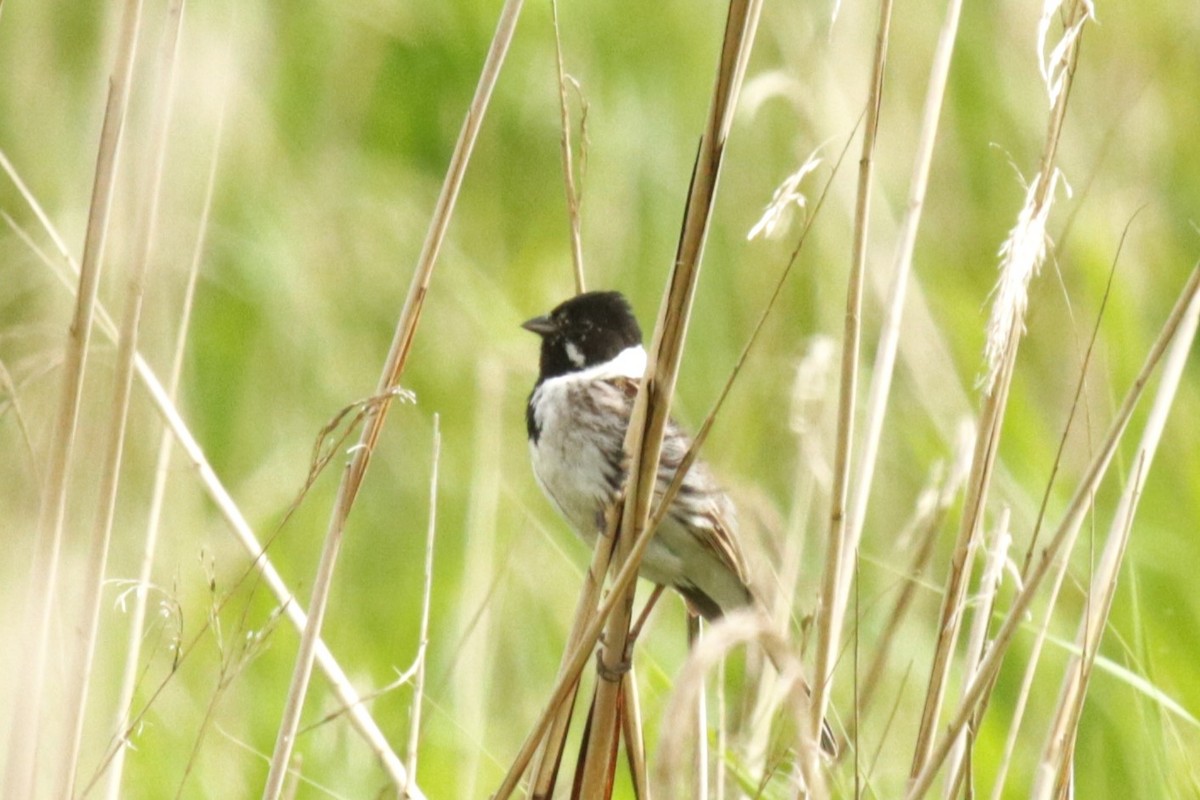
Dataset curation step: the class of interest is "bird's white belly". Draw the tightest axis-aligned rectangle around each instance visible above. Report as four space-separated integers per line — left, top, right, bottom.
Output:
529 381 684 587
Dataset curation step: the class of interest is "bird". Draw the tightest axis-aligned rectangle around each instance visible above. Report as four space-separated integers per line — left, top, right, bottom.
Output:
522 290 755 621
522 290 838 757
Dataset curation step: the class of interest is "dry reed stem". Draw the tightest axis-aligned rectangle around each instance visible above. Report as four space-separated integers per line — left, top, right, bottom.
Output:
7 178 413 794
843 0 964 657
905 263 1200 800
1034 284 1200 797
529 508 616 797
63 1 185 794
579 2 762 794
942 509 1010 799
260 2 525 796
550 0 586 295
405 415 441 794
811 0 894 746
910 1 1089 773
104 21 222 797
909 322 1018 780
985 226 1126 800
5 0 144 796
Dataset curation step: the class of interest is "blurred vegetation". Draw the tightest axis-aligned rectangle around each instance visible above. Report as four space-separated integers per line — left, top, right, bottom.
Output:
1 0 1199 797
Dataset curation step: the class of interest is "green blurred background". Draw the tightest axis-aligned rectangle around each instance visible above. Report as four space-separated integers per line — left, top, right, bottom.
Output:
1 0 1198 796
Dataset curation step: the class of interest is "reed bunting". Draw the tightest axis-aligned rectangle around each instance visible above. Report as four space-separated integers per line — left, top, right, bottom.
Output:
523 290 837 755
523 290 755 620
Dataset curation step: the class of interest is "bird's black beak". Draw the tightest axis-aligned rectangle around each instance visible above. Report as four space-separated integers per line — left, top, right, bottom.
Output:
521 315 557 337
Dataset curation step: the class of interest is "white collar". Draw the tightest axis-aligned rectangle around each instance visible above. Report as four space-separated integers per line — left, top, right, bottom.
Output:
546 344 647 385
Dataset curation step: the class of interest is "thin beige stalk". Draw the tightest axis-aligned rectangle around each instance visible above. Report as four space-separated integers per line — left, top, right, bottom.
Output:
942 509 1010 799
909 326 1018 779
63 1 182 795
579 2 763 794
405 416 441 794
689 617 709 800
260 3 525 797
910 0 1089 771
7 159 413 796
550 0 585 295
843 0 964 655
905 263 1200 800
1033 285 1200 798
621 666 650 799
811 0 894 744
5 0 144 796
653 613 825 799
105 17 219 795
988 235 1125 800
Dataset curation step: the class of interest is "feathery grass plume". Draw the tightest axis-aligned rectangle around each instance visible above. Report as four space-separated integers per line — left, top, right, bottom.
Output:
912 1 1092 777
260 2 525 796
747 152 822 241
980 166 1068 394
981 0 1094 393
1037 0 1096 108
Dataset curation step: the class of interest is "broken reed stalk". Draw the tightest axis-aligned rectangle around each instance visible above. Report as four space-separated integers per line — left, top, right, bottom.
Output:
905 262 1200 800
63 2 185 795
811 0 893 746
6 0 144 796
105 25 222 797
577 2 762 795
260 3 526 797
1032 284 1200 799
4 157 413 791
909 1 1089 777
550 0 586 295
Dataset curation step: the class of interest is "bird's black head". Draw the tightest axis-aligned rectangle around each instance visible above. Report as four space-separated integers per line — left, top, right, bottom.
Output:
522 291 643 382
